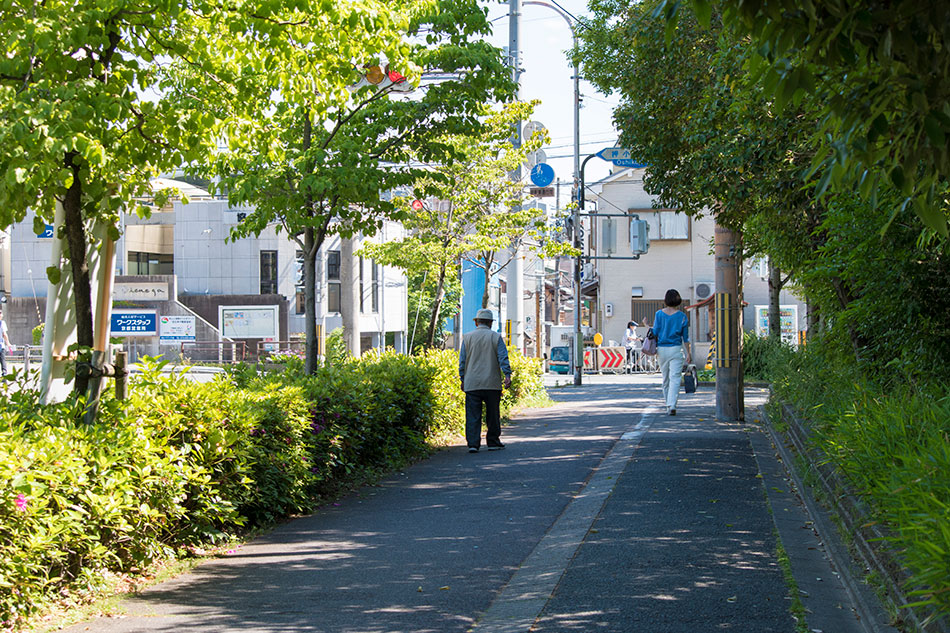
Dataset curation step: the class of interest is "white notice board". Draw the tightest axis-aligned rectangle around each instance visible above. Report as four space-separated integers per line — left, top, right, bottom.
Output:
220 305 279 339
160 315 196 342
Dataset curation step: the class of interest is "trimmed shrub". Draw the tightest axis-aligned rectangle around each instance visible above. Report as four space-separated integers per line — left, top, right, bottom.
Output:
0 349 548 628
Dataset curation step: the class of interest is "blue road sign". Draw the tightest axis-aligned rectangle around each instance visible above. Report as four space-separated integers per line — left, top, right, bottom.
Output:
595 147 646 168
530 163 555 187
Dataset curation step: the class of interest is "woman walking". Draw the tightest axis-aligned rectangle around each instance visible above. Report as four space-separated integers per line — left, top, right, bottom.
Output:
654 289 692 415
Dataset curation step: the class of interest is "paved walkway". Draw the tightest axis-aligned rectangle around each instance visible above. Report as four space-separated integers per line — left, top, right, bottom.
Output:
60 374 888 633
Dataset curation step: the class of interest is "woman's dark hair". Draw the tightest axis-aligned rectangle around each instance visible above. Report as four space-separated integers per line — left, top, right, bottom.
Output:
664 289 682 307
627 321 636 328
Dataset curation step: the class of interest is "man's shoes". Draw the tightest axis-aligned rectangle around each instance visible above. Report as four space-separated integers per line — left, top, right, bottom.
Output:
487 443 506 451
468 447 479 453
669 408 676 416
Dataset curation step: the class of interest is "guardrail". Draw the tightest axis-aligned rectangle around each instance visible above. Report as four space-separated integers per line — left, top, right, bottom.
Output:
179 341 247 364
5 345 43 373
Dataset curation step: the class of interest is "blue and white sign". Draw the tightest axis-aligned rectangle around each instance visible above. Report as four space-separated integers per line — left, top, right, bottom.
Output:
595 147 647 168
38 224 54 239
530 163 555 187
111 310 158 337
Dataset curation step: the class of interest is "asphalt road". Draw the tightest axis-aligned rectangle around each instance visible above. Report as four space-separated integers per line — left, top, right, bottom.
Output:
58 373 884 633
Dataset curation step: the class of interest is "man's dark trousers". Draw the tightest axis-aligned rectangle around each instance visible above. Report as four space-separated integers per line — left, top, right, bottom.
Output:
465 389 502 449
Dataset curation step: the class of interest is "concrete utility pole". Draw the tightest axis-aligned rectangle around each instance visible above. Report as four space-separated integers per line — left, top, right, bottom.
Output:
714 223 743 420
506 0 525 349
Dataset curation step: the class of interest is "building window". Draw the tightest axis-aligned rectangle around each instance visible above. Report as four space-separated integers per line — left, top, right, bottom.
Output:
636 209 690 241
127 251 173 275
327 250 341 280
260 250 278 294
327 249 341 312
359 257 365 314
630 299 689 327
327 281 341 313
295 250 305 313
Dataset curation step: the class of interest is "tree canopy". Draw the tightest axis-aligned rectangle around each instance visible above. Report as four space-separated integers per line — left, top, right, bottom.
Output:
654 0 950 237
204 0 516 371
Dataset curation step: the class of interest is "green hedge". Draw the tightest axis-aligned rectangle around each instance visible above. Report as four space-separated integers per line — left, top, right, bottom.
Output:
0 349 544 628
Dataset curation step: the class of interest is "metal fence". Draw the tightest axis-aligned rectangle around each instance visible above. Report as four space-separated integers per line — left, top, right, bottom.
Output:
179 341 247 364
255 340 306 363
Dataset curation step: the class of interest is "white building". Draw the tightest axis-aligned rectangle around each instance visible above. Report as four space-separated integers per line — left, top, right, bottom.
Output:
2 180 408 359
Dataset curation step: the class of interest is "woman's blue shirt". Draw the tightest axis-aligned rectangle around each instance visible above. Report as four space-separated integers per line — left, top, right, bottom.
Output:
653 309 689 347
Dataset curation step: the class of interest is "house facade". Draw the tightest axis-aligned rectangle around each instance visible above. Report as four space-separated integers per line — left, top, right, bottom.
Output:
579 167 807 363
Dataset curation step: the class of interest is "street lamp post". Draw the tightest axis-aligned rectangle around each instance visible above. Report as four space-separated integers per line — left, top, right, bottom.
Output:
520 0 583 383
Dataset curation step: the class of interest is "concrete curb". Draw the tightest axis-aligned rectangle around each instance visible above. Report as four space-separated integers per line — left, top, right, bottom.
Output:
765 401 948 633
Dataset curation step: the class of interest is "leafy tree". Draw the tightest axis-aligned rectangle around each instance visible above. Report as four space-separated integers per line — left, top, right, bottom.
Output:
0 0 417 398
656 0 950 237
0 1 236 396
576 1 844 348
208 0 515 373
362 102 568 348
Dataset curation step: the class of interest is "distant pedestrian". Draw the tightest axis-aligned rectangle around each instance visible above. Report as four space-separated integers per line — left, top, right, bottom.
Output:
0 308 10 374
622 321 641 372
654 289 692 415
459 308 512 453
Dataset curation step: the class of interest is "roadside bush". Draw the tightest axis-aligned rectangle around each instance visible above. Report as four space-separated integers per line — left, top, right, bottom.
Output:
502 346 546 412
417 348 466 441
741 331 795 382
1 350 548 628
770 342 950 617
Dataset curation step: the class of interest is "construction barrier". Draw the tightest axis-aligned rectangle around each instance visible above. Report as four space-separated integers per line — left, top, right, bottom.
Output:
582 346 626 373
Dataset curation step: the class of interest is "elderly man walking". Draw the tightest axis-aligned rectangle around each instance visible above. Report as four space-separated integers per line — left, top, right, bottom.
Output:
459 308 512 453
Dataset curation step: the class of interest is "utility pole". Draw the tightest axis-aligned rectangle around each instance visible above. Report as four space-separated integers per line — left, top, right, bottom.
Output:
341 237 361 357
507 0 525 348
714 223 743 420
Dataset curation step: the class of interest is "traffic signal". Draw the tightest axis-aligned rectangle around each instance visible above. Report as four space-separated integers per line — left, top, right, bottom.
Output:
630 219 649 255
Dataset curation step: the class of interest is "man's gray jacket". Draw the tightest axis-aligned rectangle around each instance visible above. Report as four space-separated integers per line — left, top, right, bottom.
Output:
459 324 512 392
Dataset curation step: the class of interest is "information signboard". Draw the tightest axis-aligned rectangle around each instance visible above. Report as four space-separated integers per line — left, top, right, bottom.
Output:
111 310 158 337
220 306 279 339
159 315 196 342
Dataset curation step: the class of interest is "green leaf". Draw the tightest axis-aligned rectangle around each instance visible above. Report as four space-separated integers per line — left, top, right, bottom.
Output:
46 266 62 285
692 0 711 28
889 165 905 191
913 197 949 238
923 114 946 147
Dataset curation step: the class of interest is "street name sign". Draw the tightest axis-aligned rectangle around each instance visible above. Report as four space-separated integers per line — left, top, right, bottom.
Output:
596 147 647 168
529 186 555 197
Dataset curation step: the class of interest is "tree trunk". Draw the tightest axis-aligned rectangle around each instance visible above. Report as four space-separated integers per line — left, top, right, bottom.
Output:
767 261 782 341
303 227 319 374
806 301 819 338
63 153 94 396
830 276 866 362
341 237 360 356
425 260 448 348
